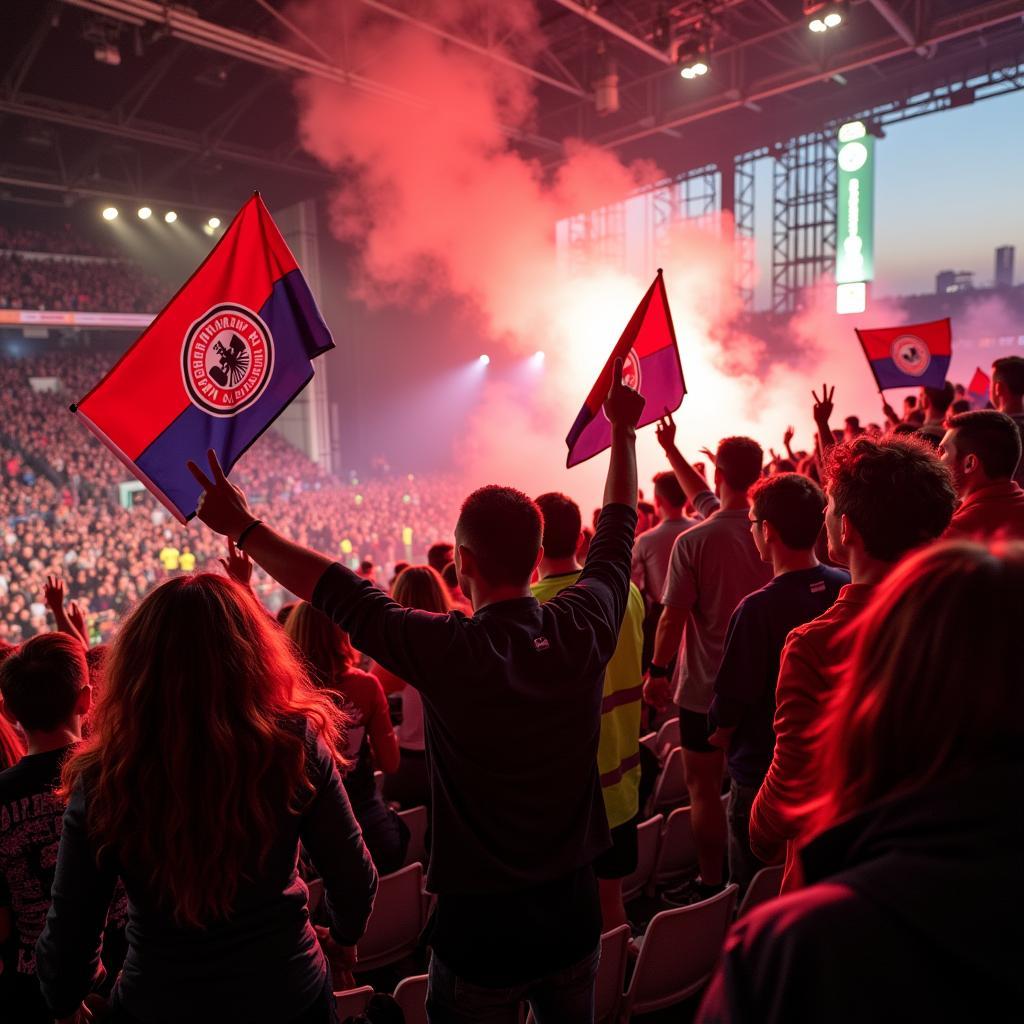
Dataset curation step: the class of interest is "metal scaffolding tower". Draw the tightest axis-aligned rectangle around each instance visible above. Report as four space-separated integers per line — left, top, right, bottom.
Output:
771 131 837 314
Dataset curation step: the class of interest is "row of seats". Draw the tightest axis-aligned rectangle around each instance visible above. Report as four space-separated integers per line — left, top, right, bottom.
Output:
330 868 781 1023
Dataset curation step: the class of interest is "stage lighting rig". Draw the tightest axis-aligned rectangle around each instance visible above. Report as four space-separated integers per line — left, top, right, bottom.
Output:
137 206 152 220
164 211 178 224
593 42 620 116
676 15 713 81
805 1 846 33
101 207 118 221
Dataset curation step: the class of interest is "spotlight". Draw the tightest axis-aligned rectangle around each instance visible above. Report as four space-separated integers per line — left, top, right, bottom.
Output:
533 350 545 361
805 1 845 32
478 354 490 366
680 66 696 79
692 61 709 76
137 206 152 220
207 216 221 229
164 210 177 223
101 206 118 221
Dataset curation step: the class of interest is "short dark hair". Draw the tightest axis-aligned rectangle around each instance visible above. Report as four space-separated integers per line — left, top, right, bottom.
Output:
458 485 543 585
716 436 763 492
359 558 374 573
441 562 459 590
845 416 861 429
825 436 956 562
653 471 685 508
948 410 1023 480
923 381 955 414
902 395 917 409
535 492 582 560
993 356 1024 397
750 473 826 550
0 633 87 732
427 543 454 573
949 399 971 416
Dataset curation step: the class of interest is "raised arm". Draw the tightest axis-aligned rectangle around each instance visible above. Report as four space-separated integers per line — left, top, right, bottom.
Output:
812 384 836 457
602 356 644 509
189 451 332 602
655 410 712 505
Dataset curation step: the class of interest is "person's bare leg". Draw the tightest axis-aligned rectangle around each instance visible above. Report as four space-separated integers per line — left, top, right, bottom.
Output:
682 748 726 885
598 877 628 931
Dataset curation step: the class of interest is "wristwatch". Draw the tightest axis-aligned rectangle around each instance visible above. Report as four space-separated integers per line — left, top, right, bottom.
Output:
648 663 670 679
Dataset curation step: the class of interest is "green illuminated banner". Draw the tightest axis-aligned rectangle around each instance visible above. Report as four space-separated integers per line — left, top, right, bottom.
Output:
836 121 875 284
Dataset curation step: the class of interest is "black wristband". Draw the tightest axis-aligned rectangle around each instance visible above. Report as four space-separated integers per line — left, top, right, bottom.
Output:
648 663 670 679
235 519 263 551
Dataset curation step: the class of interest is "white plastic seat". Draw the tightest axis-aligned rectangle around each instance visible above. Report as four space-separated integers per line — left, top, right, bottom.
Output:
356 862 427 971
651 805 698 887
334 984 374 1020
595 924 630 1024
736 864 784 919
621 813 662 902
648 745 687 814
398 804 429 869
654 716 680 758
393 973 428 1024
619 884 739 1020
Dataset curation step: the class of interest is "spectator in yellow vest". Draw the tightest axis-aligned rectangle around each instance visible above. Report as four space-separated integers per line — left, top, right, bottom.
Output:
179 547 196 573
158 546 180 572
531 492 644 932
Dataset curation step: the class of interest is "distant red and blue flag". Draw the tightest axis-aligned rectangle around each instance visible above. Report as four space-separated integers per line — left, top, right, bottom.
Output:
967 366 991 408
855 317 952 392
72 193 333 523
566 269 685 467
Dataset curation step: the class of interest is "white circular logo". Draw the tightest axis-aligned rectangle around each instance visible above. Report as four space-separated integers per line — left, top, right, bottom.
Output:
838 141 868 173
890 335 931 377
182 304 274 417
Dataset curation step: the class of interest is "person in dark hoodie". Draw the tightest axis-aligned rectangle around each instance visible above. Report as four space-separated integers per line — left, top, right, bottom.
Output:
697 540 1023 1023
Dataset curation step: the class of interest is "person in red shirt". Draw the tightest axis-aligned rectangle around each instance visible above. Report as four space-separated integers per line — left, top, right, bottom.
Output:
749 435 956 893
939 410 1024 541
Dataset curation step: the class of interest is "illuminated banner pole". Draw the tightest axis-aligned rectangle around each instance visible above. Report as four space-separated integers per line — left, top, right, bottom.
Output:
835 120 875 315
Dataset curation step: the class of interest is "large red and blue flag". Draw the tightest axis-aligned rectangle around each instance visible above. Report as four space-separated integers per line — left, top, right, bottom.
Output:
855 317 952 392
72 193 333 522
566 269 685 467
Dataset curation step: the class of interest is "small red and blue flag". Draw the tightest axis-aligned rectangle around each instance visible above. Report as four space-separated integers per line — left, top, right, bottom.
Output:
566 269 685 467
72 193 333 523
967 366 991 408
855 317 952 392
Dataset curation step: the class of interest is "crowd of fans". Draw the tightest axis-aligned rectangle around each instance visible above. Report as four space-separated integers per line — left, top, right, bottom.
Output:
0 224 120 258
0 253 169 314
0 351 463 643
1 343 1022 1023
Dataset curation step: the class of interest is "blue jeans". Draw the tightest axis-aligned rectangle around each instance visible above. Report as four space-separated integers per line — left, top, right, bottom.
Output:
426 945 600 1024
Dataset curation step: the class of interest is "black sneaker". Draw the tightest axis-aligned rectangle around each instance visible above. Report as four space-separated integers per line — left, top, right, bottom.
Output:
661 876 725 907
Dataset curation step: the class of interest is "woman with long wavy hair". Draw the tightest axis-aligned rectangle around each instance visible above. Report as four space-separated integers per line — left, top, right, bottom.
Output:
375 566 451 810
35 573 378 1024
698 541 1023 1023
0 641 25 769
284 602 407 874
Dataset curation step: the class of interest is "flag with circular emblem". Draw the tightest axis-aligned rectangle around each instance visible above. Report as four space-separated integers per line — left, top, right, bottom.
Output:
565 269 686 468
855 317 952 392
71 193 334 523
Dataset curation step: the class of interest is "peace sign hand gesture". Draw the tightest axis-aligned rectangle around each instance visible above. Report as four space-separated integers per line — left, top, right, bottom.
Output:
812 383 835 425
187 449 255 540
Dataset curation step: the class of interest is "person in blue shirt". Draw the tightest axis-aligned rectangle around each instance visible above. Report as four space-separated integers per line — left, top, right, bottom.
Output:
708 473 848 892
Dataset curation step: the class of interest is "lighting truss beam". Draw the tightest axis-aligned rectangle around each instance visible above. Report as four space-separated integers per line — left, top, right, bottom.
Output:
60 0 564 152
548 0 674 65
0 94 333 180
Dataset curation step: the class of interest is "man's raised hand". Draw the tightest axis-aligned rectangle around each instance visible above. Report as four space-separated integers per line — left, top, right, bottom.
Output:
603 356 645 429
811 383 835 425
655 408 677 452
187 449 254 540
